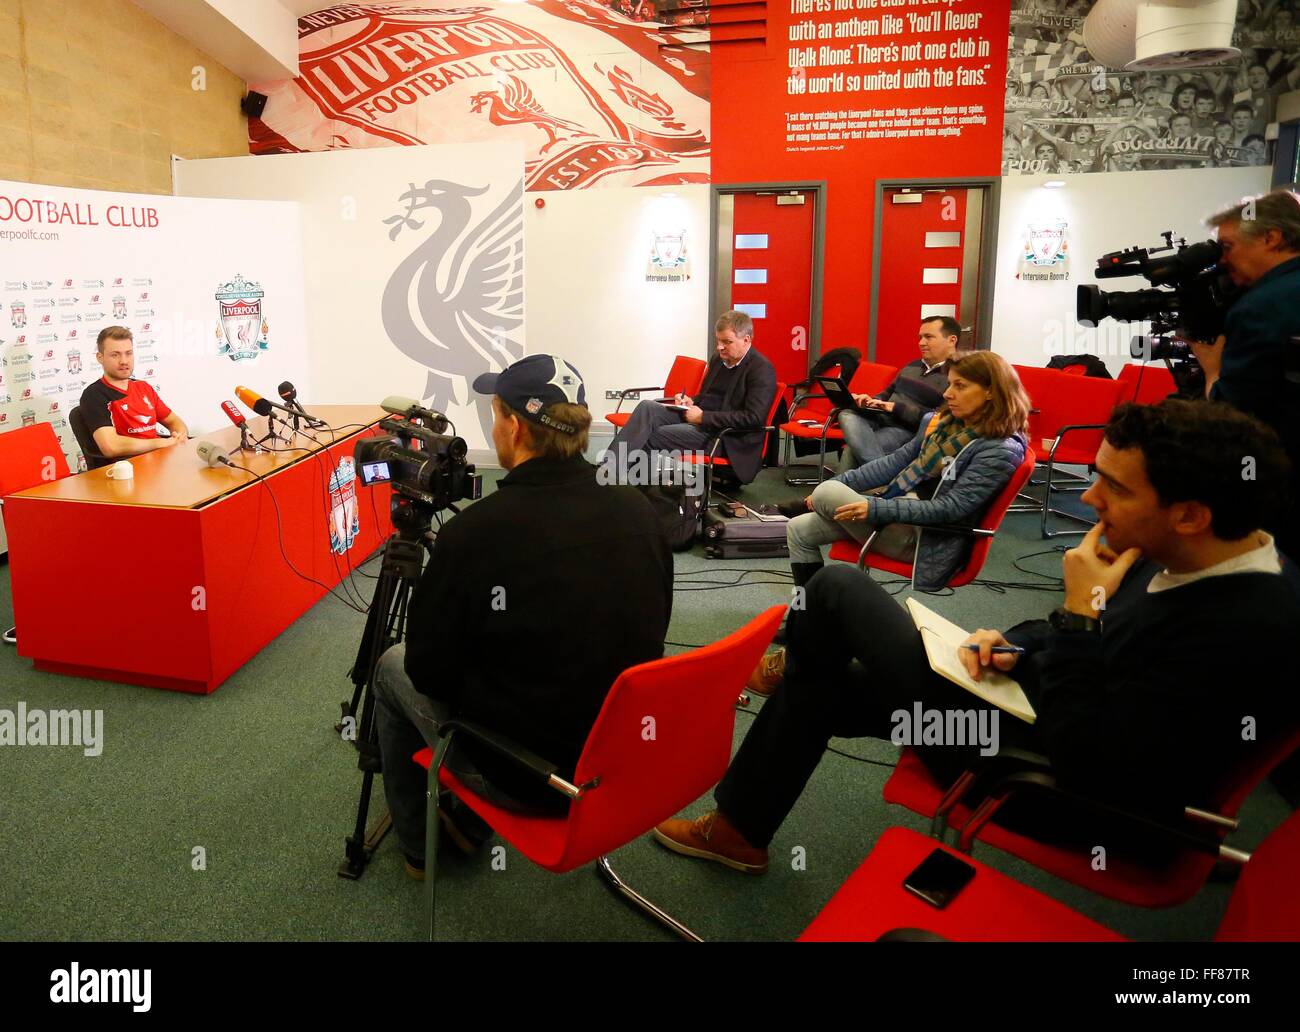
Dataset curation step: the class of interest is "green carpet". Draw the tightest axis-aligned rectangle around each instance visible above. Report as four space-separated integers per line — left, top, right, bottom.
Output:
0 463 1289 941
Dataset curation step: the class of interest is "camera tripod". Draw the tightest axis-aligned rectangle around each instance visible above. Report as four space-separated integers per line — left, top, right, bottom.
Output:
337 498 454 880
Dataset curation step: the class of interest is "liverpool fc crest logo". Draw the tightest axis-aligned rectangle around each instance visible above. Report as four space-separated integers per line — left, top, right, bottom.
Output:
328 457 360 555
214 274 270 362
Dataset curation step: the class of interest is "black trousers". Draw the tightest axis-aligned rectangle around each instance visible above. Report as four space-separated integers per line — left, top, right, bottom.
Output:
715 565 1039 848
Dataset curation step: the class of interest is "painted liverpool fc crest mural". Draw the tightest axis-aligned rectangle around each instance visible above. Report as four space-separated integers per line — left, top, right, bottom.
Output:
249 1 711 190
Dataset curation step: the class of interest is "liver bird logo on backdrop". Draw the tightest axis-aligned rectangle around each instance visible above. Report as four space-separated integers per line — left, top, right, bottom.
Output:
248 2 709 190
381 179 524 443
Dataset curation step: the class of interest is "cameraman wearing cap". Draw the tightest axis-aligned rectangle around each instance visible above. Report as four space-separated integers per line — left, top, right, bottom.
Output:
1193 189 1300 556
371 355 673 878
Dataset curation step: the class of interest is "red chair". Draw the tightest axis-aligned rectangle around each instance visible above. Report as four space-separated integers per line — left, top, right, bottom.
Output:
1116 362 1178 405
604 355 707 429
412 605 786 941
1011 366 1126 539
780 361 898 486
0 424 73 646
878 722 1300 909
801 806 1300 941
678 381 787 510
826 446 1036 590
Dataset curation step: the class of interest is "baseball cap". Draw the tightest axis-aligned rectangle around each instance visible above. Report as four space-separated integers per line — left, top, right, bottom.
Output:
472 354 588 435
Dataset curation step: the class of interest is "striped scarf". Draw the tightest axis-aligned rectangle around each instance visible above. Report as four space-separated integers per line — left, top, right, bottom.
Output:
883 414 981 499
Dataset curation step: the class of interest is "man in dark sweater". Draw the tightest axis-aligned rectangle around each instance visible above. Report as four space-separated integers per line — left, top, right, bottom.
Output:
837 316 959 467
604 310 778 485
373 354 673 878
654 399 1300 874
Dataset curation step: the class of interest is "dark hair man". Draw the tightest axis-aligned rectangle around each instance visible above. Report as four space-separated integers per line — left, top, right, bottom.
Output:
838 316 963 468
603 310 778 486
653 401 1300 874
78 326 188 459
372 354 672 877
1196 190 1300 555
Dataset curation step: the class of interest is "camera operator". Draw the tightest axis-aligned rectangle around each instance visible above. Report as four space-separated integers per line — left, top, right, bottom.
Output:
371 355 673 877
1194 189 1300 556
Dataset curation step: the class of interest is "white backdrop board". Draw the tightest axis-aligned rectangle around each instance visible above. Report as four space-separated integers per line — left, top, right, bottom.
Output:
0 180 308 470
990 166 1271 375
174 142 525 454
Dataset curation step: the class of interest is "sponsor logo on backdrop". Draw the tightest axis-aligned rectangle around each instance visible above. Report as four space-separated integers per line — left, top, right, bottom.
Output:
58 296 78 307
31 279 51 290
60 278 73 289
67 349 82 374
12 370 34 384
36 332 58 344
381 178 524 442
83 278 103 288
133 308 155 318
253 2 710 190
111 296 127 319
21 405 35 423
328 457 360 555
132 277 151 287
33 298 53 309
40 384 63 396
9 301 25 327
0 410 8 421
4 280 27 291
214 274 269 362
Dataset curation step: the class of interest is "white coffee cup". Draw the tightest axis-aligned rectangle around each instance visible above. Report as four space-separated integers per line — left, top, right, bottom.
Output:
105 460 134 480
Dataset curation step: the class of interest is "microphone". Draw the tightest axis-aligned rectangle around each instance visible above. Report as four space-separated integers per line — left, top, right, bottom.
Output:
221 400 247 426
278 380 326 427
235 385 294 419
381 395 450 433
196 440 236 468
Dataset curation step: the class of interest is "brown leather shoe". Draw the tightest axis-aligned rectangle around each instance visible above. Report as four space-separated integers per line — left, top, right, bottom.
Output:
652 810 769 874
746 648 785 697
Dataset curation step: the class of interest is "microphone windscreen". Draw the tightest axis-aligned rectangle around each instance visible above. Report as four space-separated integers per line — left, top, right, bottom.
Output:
252 397 273 417
278 381 296 402
196 441 224 467
221 400 246 426
235 385 262 410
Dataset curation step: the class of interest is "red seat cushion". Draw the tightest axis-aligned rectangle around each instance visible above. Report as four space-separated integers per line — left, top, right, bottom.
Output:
605 412 632 428
799 827 1123 942
780 421 845 441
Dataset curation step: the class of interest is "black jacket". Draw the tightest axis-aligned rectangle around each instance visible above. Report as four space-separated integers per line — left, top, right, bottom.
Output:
404 455 673 806
697 347 779 483
1212 254 1300 431
1005 557 1300 823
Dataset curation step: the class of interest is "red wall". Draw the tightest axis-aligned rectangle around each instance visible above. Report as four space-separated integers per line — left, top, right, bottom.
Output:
712 2 1011 352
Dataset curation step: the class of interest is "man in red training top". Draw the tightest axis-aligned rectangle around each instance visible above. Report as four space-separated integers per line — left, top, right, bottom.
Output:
78 325 189 461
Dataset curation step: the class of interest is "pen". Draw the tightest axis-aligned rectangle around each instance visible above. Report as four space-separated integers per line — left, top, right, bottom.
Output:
960 644 1025 655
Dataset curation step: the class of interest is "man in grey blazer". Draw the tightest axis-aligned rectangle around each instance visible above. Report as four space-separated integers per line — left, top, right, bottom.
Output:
605 310 779 485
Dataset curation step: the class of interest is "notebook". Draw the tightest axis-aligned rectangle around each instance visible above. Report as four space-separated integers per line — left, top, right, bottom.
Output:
905 597 1037 724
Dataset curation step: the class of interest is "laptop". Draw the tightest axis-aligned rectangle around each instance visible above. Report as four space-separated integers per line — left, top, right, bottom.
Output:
815 375 945 420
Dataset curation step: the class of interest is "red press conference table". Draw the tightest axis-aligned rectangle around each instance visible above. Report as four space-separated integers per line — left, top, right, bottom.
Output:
6 405 393 694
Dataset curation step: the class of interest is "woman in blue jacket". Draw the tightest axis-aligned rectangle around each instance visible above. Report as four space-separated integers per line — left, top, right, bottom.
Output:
782 350 1031 594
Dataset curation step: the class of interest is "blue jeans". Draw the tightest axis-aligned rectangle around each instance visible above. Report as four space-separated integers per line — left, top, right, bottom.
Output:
373 644 538 862
837 411 913 467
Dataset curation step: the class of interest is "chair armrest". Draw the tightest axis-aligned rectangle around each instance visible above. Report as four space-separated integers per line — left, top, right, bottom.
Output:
957 769 1229 857
1047 423 1107 463
435 718 593 800
709 425 779 462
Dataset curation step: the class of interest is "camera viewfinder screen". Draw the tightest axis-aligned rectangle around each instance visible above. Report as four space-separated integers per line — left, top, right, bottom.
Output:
361 461 391 484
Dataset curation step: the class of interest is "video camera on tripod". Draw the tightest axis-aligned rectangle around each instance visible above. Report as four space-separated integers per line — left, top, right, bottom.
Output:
1076 232 1238 394
338 395 482 880
353 395 483 534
